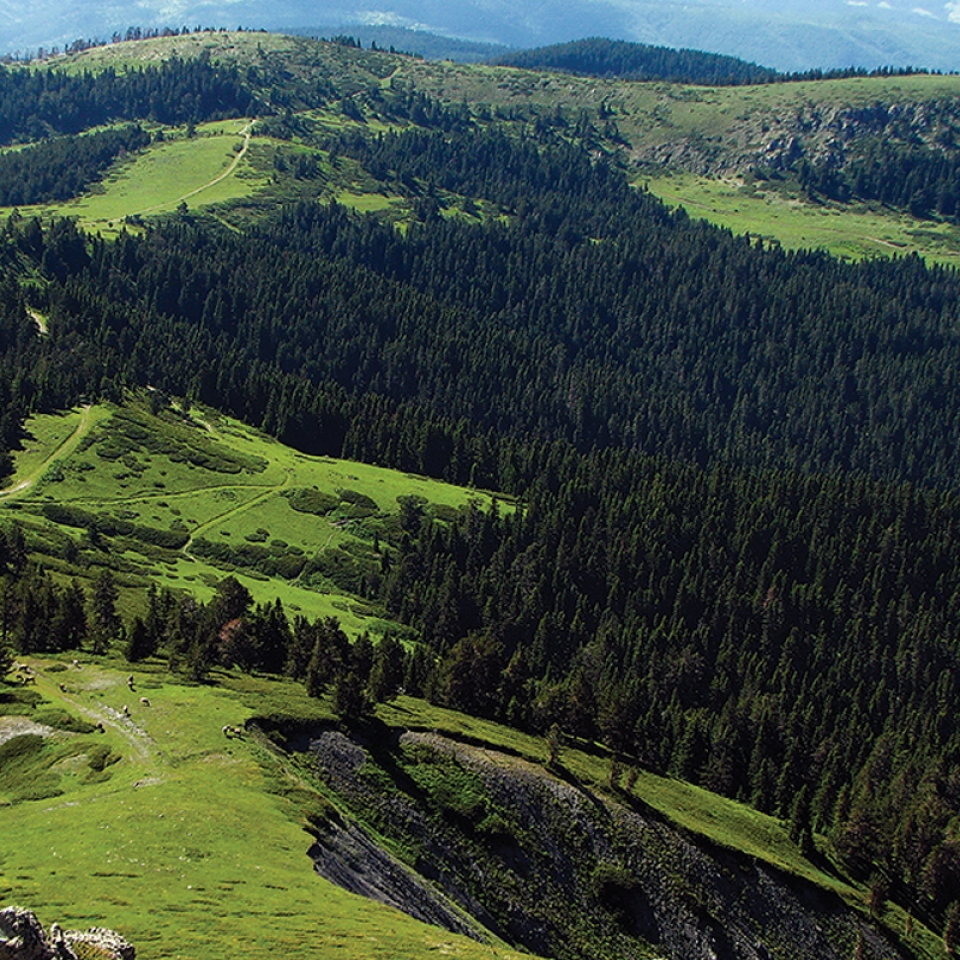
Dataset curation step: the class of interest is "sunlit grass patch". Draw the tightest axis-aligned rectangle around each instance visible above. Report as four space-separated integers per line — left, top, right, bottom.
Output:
0 120 263 237
1 398 503 633
644 171 960 268
0 661 525 960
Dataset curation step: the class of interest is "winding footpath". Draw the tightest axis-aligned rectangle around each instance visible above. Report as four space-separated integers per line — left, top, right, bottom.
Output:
181 466 295 559
0 404 93 501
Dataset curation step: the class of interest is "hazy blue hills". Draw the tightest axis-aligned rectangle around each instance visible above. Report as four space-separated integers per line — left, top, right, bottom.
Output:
4 0 960 71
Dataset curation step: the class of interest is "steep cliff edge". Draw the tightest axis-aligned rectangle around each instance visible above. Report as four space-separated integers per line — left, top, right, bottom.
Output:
282 724 912 960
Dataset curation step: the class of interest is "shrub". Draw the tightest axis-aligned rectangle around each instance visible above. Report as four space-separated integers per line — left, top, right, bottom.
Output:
284 488 339 516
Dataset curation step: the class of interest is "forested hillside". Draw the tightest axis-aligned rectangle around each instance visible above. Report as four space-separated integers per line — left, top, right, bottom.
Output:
491 37 778 85
2 33 960 954
18 126 960 489
0 58 258 144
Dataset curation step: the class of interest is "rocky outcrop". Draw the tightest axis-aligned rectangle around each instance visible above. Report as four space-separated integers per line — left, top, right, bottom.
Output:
0 908 134 960
295 727 911 960
309 815 490 941
632 97 960 177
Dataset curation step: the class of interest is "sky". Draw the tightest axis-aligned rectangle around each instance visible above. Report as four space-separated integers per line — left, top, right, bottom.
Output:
1 0 959 71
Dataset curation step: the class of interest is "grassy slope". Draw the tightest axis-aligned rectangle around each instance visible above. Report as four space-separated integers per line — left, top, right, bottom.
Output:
0 662 939 960
393 58 960 151
394 59 960 262
0 120 264 238
0 398 502 630
0 660 524 960
644 171 960 268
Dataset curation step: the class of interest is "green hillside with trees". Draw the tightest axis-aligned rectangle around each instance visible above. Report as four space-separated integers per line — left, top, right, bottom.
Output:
1 29 960 960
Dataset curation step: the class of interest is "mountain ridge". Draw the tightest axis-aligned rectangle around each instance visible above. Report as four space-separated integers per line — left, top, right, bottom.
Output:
4 1 960 72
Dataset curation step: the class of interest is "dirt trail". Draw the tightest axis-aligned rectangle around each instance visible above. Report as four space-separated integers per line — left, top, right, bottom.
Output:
177 119 256 205
0 716 56 746
182 466 294 557
0 404 93 501
32 665 157 765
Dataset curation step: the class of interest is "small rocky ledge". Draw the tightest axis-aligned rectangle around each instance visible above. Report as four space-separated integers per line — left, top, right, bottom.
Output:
0 907 135 960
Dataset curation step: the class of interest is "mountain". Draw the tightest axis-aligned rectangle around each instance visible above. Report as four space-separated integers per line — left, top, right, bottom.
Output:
2 30 960 960
3 0 960 71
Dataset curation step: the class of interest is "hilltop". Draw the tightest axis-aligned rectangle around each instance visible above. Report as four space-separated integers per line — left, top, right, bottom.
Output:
5 0 960 73
4 31 960 262
0 652 937 960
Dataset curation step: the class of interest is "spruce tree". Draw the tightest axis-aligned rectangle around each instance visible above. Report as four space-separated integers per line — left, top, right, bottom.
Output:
368 633 404 703
945 901 960 956
89 569 121 654
125 615 155 663
0 635 11 678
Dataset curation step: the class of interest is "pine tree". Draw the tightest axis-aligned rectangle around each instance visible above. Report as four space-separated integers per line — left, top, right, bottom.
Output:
89 569 121 654
789 785 815 858
867 873 889 918
368 633 404 703
51 579 87 651
332 671 370 724
125 615 155 663
547 723 564 769
0 634 11 678
304 617 350 699
286 615 317 680
852 929 867 960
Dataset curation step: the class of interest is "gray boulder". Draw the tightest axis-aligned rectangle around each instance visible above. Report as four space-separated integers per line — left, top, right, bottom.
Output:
0 908 134 960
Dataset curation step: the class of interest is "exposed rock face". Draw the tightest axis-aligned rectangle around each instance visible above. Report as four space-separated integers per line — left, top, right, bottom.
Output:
0 908 134 960
0 908 51 960
61 928 135 960
309 816 489 941
633 97 960 177
296 727 911 960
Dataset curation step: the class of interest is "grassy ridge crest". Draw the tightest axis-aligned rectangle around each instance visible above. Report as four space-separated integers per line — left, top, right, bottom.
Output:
7 31 960 260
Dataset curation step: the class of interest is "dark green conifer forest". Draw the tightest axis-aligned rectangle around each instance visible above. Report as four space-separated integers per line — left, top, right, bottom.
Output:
1 54 960 937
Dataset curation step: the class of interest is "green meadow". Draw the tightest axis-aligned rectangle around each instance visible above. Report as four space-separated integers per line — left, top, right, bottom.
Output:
396 58 960 148
645 171 960 266
0 660 525 960
0 398 502 630
0 120 264 237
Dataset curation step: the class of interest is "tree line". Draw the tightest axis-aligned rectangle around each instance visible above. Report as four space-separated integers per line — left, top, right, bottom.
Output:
0 56 260 146
24 124 960 490
490 37 937 87
0 125 151 206
798 137 960 221
491 37 778 86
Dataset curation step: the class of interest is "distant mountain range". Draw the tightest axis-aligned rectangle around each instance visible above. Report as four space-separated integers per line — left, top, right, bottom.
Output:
2 0 960 73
